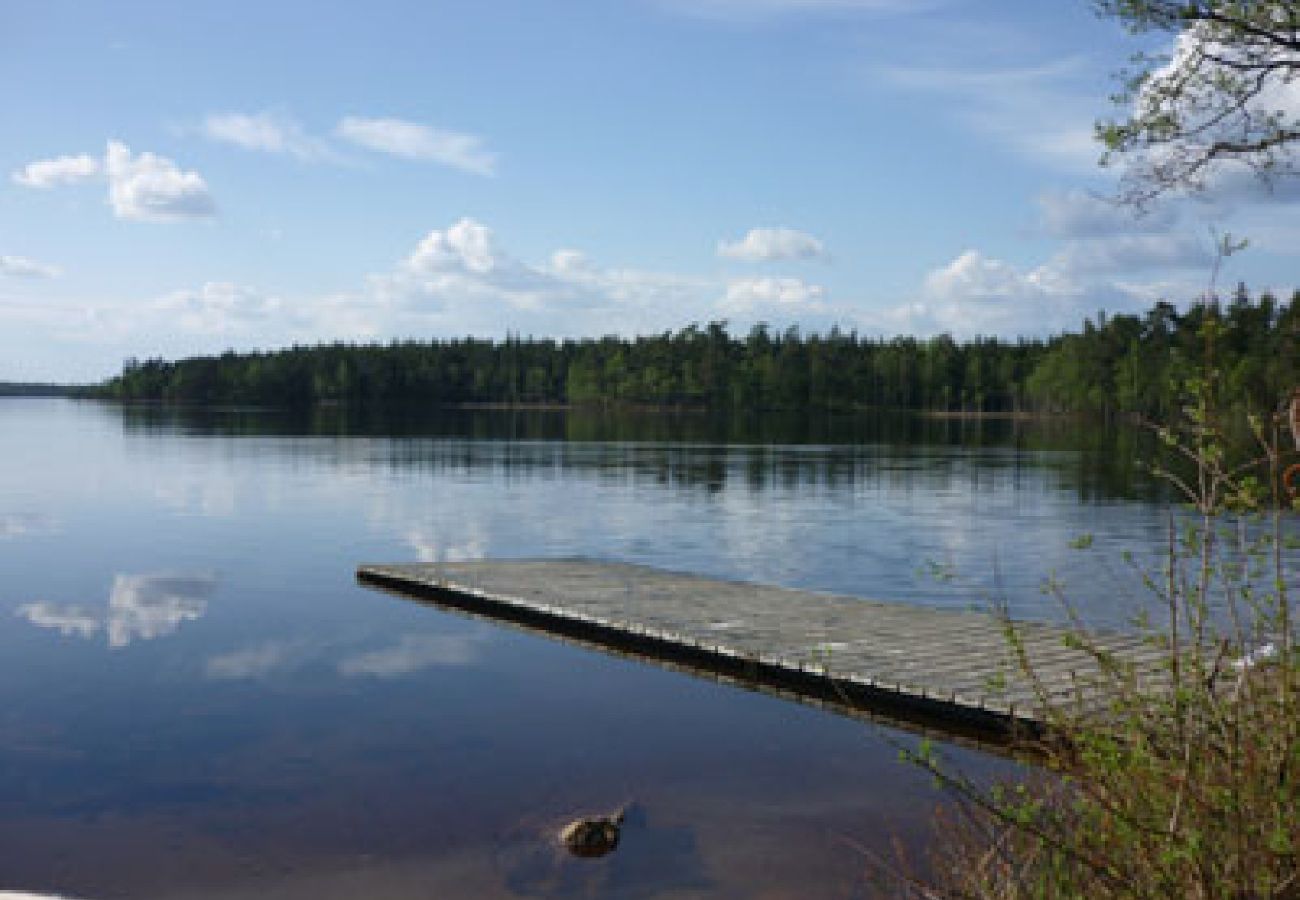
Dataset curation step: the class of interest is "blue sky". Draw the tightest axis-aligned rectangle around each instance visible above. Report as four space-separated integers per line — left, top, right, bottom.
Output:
3 0 1298 381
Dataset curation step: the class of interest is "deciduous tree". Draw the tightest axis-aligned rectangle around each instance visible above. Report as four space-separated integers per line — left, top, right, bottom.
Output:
1096 1 1300 203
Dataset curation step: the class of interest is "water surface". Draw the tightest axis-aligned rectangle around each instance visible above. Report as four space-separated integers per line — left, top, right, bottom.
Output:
0 399 1186 898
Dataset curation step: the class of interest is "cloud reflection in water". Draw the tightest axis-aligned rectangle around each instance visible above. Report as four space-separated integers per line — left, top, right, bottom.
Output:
205 640 298 680
12 602 101 638
106 574 213 647
338 633 485 678
0 513 59 539
14 573 215 648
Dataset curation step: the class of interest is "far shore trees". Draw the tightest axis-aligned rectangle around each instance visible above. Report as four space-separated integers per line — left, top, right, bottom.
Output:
100 292 1300 419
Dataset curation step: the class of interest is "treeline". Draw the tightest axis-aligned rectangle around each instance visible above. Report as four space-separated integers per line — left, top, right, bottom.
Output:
1027 288 1300 418
0 382 81 397
100 288 1300 417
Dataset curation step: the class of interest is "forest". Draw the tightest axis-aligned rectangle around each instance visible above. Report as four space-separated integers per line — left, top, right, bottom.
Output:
100 287 1300 418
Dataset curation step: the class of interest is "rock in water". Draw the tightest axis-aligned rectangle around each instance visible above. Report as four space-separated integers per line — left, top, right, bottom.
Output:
559 806 626 858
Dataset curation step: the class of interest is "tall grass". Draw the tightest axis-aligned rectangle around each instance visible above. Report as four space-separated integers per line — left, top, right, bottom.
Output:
896 382 1298 899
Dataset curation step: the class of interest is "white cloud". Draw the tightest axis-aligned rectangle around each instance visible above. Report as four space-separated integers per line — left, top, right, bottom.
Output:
152 281 284 335
10 153 101 188
338 633 484 677
1036 189 1178 239
363 218 713 334
890 246 1192 338
372 218 569 317
0 255 60 279
879 58 1102 172
717 227 826 262
202 111 335 161
924 249 1053 304
15 602 102 639
105 141 215 222
27 217 831 355
890 250 1083 336
546 253 713 320
407 218 500 275
721 276 827 312
1047 233 1211 277
335 116 497 176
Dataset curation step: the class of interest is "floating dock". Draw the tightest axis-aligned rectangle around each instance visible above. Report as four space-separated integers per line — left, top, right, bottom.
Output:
356 559 1167 739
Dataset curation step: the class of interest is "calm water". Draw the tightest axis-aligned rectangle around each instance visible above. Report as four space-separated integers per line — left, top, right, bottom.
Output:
0 399 1184 898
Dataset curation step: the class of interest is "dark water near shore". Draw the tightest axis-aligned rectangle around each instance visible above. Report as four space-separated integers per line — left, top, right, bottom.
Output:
0 399 1184 898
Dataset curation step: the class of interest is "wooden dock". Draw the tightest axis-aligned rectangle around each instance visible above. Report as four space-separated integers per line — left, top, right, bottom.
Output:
356 559 1167 739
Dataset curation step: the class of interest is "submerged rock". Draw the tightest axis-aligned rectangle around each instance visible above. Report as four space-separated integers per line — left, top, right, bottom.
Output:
558 805 627 858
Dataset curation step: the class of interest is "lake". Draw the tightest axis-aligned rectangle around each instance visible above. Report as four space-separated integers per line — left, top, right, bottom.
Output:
0 398 1185 898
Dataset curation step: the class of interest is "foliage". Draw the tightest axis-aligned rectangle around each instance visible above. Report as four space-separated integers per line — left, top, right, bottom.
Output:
1095 1 1300 203
1028 286 1300 419
896 382 1299 899
99 289 1300 418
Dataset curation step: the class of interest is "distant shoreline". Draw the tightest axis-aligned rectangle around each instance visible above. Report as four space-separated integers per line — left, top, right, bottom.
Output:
0 383 86 398
88 396 1086 420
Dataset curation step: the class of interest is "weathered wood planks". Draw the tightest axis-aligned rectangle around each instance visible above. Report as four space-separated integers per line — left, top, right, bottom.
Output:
356 559 1166 739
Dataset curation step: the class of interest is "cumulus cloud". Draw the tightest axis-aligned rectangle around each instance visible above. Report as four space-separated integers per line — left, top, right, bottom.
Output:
363 218 713 334
924 250 1053 304
890 250 1088 336
0 255 60 279
202 111 335 161
17 217 854 358
105 141 215 222
10 143 214 223
10 153 101 188
717 227 826 262
721 276 827 312
338 633 485 677
407 218 500 275
889 246 1191 338
335 116 497 175
371 218 570 317
47 217 713 348
879 182 1230 336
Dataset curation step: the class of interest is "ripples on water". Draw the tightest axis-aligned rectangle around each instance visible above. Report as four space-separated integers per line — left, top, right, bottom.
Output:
0 398 1272 898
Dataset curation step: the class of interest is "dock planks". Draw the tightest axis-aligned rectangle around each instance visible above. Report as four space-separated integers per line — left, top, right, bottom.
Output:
356 559 1166 738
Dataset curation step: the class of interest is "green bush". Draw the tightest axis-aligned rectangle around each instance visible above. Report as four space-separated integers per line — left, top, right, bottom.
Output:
903 384 1298 899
